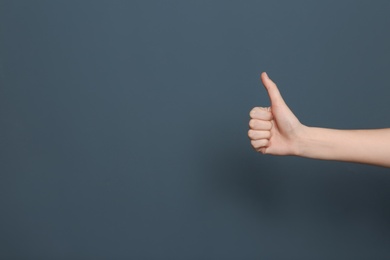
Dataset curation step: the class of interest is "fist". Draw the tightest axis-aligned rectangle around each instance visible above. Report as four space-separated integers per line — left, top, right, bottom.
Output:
248 107 273 153
248 72 303 155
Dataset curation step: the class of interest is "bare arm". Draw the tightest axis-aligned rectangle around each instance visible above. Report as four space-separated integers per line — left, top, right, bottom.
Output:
248 72 390 168
297 127 390 167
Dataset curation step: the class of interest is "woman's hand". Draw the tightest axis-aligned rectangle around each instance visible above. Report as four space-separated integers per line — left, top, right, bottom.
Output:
248 72 306 155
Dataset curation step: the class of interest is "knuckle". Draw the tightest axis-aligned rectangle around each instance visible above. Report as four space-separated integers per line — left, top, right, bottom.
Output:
249 119 256 128
248 129 253 138
250 140 258 148
249 108 257 117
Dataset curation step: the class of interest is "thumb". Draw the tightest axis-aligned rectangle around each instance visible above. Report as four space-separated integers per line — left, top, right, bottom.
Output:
261 72 285 106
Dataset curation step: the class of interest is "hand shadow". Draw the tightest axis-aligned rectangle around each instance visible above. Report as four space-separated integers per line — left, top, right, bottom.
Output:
196 123 287 220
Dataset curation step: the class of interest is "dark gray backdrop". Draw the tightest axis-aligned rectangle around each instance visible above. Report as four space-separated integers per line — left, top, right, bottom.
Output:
1 0 390 259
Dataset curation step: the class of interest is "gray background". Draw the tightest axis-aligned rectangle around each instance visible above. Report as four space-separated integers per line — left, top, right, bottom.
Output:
1 0 390 259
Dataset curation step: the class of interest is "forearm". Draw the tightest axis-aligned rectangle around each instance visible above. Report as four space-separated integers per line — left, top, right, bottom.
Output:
295 126 390 167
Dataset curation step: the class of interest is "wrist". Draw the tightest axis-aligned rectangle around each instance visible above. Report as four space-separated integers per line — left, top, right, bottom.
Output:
291 124 311 157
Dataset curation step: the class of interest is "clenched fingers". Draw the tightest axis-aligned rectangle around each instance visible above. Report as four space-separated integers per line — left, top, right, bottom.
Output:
251 139 269 150
249 107 273 120
248 130 271 140
249 119 272 130
249 107 273 152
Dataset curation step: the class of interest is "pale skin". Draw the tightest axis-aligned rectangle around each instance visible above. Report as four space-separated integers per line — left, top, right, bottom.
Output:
248 72 390 168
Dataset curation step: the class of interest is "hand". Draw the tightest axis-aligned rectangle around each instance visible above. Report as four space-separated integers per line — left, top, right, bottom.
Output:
248 72 305 155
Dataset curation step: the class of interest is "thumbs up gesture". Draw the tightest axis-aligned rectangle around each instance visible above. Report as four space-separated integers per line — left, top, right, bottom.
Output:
248 72 305 155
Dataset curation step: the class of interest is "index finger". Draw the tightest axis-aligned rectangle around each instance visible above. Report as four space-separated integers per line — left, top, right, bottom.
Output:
250 107 273 120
